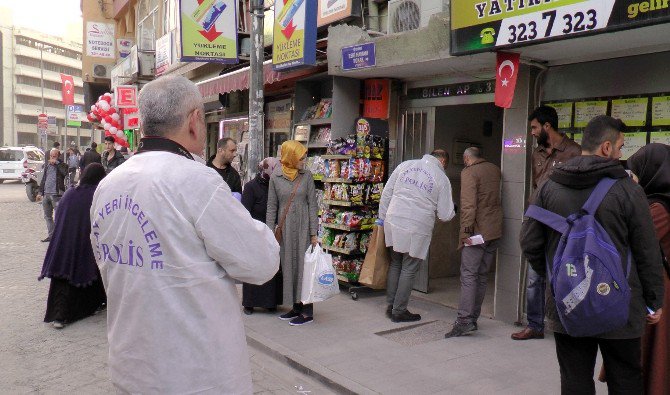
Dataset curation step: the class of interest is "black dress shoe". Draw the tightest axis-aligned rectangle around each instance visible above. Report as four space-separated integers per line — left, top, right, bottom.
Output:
391 310 421 323
385 305 393 319
41 237 51 242
243 307 253 315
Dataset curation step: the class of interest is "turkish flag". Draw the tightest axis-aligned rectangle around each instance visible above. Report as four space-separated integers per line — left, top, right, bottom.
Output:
494 52 520 109
60 73 75 105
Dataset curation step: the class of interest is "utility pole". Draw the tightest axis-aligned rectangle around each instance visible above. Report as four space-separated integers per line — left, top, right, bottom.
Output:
39 43 46 151
247 0 265 181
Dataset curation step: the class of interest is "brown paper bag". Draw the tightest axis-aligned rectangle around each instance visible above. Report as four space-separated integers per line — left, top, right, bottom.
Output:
358 226 390 289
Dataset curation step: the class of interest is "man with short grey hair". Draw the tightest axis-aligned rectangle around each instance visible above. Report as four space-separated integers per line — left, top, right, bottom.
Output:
445 147 502 338
38 148 67 242
91 75 280 394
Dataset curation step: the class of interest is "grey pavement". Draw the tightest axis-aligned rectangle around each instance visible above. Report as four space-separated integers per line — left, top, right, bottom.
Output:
0 181 333 394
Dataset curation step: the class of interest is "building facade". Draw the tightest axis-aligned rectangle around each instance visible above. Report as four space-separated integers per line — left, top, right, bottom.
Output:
0 26 89 148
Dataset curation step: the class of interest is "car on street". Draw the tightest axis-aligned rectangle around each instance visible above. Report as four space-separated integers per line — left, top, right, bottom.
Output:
0 146 44 183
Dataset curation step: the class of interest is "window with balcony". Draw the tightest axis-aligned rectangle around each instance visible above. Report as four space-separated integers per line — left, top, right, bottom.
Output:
16 56 80 76
16 76 83 95
15 36 82 60
137 0 159 50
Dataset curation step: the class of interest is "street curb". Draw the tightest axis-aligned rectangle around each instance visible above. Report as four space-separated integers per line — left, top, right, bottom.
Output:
245 327 378 395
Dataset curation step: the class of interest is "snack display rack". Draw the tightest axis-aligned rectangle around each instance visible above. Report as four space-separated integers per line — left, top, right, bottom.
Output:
306 119 388 300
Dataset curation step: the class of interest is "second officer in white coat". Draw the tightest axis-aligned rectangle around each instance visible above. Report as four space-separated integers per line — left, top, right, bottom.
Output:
379 150 455 322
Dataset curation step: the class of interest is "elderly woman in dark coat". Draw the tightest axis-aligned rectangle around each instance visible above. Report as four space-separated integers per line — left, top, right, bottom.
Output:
242 157 282 315
39 163 107 329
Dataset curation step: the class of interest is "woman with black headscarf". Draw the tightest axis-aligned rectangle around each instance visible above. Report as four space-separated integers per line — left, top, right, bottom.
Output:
628 143 670 395
241 157 282 314
39 163 107 329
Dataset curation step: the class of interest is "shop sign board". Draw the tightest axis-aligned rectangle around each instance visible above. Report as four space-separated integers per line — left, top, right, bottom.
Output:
86 22 115 58
123 108 140 130
155 32 173 76
47 116 58 136
179 0 238 63
66 105 85 127
406 80 495 100
265 99 292 134
37 113 48 131
272 0 317 71
118 38 134 58
363 79 390 119
318 0 354 27
342 43 376 71
450 0 670 55
116 85 138 108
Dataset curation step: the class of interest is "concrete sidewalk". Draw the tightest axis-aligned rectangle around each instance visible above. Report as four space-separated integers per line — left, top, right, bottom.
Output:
242 291 608 394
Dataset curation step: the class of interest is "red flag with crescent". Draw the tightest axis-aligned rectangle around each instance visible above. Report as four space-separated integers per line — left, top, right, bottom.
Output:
494 52 520 109
60 73 75 105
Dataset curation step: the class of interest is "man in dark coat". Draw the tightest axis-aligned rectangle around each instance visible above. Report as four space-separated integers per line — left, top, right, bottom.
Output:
207 137 242 193
39 148 68 242
79 142 102 171
520 115 665 394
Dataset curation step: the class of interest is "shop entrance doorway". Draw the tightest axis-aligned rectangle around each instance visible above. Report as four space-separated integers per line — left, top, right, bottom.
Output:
401 102 504 318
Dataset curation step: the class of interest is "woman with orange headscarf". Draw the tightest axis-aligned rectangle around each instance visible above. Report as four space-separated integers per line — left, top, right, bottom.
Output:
266 141 319 326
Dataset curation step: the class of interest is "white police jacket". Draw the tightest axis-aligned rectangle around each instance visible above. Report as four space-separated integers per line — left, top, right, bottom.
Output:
379 154 455 260
90 151 279 394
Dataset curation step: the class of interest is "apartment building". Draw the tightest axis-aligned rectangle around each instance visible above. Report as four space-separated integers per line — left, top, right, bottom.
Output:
0 26 90 148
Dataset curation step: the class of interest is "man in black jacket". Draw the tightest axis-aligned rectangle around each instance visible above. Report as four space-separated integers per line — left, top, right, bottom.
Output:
520 115 665 394
102 136 126 174
79 141 102 171
39 148 68 242
206 137 242 193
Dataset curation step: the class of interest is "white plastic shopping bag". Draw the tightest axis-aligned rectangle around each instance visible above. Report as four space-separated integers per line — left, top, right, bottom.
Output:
301 246 339 304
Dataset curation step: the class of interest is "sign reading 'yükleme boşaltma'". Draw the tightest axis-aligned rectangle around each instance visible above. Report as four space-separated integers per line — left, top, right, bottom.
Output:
272 0 317 71
180 0 238 63
450 0 670 55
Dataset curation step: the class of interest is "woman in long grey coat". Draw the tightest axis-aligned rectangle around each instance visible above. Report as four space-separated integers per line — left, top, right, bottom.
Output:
266 141 319 326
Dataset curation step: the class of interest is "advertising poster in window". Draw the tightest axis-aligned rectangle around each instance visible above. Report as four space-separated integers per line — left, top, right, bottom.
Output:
179 0 238 63
272 0 317 71
86 22 115 59
611 97 648 127
621 131 648 160
652 96 670 126
574 100 608 127
650 131 670 145
546 102 573 129
155 32 173 76
450 0 670 55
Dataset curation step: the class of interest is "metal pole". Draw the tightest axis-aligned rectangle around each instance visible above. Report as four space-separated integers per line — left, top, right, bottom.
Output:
39 45 46 151
247 0 265 182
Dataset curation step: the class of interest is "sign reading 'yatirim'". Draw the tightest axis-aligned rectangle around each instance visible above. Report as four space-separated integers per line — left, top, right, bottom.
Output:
450 0 670 55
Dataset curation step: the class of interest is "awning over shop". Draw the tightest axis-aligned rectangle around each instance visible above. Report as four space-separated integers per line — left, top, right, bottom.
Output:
197 60 319 98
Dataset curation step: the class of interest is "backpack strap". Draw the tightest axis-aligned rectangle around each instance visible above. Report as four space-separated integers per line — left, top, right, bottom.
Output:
525 205 569 234
581 177 618 215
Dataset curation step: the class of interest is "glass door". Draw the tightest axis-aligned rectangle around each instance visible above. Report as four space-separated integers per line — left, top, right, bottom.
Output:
398 107 435 293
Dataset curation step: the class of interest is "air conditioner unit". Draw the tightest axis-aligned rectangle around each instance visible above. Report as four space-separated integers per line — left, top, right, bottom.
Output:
92 64 111 79
387 0 446 34
138 51 155 77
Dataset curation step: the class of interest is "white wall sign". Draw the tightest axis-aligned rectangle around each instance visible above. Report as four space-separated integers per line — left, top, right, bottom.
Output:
86 22 115 59
155 33 173 76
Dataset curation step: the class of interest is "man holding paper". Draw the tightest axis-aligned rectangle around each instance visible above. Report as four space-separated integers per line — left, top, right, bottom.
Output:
445 147 503 338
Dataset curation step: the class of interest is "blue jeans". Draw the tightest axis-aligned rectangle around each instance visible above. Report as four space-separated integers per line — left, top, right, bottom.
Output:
526 266 545 331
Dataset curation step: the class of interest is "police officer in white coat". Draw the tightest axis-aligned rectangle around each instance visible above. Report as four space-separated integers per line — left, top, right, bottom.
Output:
90 75 280 394
379 150 455 322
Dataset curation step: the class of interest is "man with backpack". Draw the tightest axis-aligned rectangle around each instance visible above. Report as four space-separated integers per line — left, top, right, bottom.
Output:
520 115 665 394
